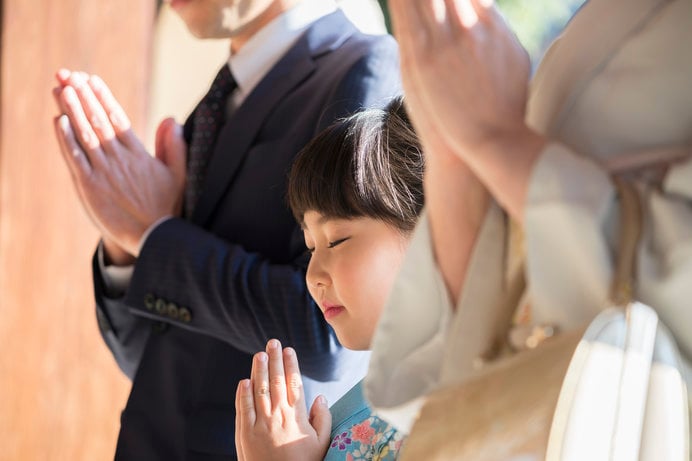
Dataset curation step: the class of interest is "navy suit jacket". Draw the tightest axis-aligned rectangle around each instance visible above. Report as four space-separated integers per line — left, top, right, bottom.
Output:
92 10 401 460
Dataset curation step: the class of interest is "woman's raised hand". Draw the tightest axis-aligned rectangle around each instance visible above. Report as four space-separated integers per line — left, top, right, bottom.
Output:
235 339 332 461
390 0 531 156
391 0 545 221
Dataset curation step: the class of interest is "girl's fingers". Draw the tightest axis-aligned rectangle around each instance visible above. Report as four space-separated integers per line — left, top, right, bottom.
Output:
251 352 271 418
283 347 306 412
266 339 288 411
235 379 253 461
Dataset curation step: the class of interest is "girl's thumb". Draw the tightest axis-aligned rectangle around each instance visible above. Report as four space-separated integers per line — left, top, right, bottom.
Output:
309 395 332 444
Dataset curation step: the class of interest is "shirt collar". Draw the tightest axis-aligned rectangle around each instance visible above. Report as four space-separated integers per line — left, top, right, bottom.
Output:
228 0 337 105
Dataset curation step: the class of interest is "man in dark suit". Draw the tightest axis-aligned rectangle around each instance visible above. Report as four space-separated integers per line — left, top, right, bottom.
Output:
52 0 401 458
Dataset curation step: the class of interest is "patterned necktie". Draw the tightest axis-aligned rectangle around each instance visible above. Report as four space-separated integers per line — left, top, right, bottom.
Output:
185 64 236 218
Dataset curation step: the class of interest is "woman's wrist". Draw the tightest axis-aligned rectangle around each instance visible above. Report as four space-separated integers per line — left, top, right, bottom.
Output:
453 126 546 223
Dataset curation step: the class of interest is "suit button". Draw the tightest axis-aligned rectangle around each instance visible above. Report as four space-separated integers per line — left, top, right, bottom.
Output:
144 293 155 311
155 298 167 315
179 307 192 323
166 302 179 320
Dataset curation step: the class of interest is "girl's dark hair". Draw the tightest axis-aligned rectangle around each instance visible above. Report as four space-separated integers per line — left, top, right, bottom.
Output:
288 96 424 233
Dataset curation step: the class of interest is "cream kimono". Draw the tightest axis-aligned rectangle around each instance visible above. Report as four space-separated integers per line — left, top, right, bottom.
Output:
365 0 692 434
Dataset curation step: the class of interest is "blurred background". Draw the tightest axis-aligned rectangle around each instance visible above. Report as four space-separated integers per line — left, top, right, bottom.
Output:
0 0 583 459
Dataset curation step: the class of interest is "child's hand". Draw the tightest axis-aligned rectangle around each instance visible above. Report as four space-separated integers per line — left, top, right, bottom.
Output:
235 339 332 461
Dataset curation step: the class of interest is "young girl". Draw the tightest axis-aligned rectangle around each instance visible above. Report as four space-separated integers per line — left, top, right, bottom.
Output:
234 96 424 461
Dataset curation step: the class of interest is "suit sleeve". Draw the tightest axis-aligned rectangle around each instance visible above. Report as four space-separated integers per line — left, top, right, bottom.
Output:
317 36 402 133
109 39 402 381
92 252 152 380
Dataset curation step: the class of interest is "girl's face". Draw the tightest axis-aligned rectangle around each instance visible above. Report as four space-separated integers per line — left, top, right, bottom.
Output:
302 211 409 350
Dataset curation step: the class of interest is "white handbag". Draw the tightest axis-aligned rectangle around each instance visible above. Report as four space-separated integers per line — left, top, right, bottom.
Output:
546 178 689 460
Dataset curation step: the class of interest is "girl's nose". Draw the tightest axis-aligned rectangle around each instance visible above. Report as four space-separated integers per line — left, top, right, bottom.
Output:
306 256 331 289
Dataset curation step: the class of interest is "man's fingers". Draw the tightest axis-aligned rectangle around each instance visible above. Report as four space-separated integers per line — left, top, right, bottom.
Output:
59 85 108 167
52 86 68 113
155 118 187 189
251 352 272 418
88 74 140 149
266 339 287 411
67 73 119 154
54 114 92 179
55 68 71 86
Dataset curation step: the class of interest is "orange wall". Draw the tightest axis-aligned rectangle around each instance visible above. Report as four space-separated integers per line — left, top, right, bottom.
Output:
0 1 155 459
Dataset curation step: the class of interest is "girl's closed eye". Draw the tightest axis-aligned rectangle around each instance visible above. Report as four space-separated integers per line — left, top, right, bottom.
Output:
327 237 350 248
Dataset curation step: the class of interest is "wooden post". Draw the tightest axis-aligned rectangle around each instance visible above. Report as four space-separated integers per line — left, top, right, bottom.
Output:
0 1 155 458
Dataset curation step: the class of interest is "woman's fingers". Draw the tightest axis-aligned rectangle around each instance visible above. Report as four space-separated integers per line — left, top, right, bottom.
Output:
266 339 288 411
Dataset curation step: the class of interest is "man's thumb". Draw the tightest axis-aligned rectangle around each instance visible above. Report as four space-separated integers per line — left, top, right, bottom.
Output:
155 117 187 185
309 395 332 444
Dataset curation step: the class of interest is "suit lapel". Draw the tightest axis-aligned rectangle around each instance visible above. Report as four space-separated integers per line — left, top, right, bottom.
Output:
528 0 673 135
191 11 357 225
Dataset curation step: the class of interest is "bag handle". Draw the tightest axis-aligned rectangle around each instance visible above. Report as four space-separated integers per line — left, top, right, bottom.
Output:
490 176 644 358
610 177 643 306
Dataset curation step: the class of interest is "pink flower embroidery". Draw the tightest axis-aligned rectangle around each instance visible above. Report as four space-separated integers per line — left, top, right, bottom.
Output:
351 419 376 445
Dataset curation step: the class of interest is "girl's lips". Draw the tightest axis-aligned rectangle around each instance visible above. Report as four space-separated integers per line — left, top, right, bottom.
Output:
322 305 345 320
167 0 189 11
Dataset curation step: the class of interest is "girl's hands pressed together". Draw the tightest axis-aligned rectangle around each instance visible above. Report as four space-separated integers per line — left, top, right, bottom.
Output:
235 339 332 461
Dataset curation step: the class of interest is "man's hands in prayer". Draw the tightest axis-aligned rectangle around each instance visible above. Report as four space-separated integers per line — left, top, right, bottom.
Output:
52 70 187 261
235 339 331 461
